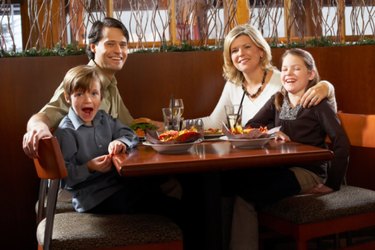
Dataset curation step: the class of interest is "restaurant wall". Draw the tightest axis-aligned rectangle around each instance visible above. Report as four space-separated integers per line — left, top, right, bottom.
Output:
0 45 374 249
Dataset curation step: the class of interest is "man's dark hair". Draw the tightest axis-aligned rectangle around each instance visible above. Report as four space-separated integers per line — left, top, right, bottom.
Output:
86 17 129 60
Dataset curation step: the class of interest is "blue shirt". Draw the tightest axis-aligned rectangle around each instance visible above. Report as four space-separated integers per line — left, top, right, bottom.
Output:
54 108 139 212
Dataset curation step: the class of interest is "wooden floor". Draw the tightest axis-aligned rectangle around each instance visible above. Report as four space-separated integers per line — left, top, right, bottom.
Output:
260 226 375 250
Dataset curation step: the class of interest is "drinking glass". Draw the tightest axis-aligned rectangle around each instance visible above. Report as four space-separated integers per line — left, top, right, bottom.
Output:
185 118 204 134
170 98 184 117
162 107 182 131
225 105 242 129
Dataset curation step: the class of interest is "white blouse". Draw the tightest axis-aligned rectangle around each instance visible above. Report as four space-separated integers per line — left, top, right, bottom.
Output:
201 70 282 129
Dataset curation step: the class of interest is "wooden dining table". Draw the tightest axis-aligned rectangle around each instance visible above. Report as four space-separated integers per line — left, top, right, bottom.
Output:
112 139 333 250
113 140 333 177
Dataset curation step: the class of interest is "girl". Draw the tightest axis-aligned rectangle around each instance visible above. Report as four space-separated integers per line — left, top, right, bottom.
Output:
226 48 350 250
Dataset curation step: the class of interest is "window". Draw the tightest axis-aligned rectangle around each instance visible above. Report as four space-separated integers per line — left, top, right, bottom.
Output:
1 3 22 52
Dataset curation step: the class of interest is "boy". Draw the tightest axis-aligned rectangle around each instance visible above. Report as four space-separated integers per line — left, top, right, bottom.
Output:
55 65 181 220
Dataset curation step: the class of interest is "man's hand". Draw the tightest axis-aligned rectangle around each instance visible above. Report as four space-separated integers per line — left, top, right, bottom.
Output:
23 114 52 158
87 155 112 173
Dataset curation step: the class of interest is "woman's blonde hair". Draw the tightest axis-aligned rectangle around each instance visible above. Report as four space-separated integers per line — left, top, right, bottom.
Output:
63 65 105 101
222 24 273 85
275 48 320 110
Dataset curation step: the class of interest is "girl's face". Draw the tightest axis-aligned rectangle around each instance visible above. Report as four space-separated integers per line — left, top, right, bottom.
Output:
69 79 101 126
230 35 264 74
281 54 315 96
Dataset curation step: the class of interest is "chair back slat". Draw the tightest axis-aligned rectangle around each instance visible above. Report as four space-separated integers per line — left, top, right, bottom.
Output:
338 113 375 148
34 137 67 179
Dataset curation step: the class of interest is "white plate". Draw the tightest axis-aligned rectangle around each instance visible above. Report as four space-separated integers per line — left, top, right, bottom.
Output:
219 136 272 149
204 133 224 139
143 140 202 154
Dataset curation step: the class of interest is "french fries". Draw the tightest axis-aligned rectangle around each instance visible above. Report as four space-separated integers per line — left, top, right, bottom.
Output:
230 125 268 135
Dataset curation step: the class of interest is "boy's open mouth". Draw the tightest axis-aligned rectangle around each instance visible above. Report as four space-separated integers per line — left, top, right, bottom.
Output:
82 107 93 114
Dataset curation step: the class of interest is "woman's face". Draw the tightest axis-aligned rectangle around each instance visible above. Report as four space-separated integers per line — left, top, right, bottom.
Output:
281 54 315 96
230 35 264 74
69 79 102 126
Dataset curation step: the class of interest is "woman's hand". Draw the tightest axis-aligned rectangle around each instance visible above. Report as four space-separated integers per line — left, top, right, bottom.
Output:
300 80 329 108
108 140 126 155
87 155 112 173
304 183 333 195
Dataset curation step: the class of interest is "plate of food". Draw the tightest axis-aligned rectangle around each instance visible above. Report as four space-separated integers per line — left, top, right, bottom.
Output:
221 123 280 140
143 128 203 154
146 127 203 144
220 136 273 149
143 140 202 154
204 128 224 139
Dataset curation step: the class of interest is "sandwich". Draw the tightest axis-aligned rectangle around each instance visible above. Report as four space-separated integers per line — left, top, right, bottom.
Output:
130 117 158 137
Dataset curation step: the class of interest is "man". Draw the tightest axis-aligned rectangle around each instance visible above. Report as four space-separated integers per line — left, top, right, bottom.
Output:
23 17 134 158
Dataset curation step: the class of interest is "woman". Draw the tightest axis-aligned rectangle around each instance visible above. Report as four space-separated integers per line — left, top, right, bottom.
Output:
200 24 336 129
227 48 349 250
197 24 337 250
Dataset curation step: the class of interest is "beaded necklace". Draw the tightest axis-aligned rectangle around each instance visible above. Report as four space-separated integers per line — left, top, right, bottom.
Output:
242 70 267 98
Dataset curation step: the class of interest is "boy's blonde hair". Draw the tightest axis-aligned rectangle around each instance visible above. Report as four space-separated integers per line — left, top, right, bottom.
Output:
63 65 104 101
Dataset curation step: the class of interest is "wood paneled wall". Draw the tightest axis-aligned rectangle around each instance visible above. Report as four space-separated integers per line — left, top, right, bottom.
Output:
0 46 374 249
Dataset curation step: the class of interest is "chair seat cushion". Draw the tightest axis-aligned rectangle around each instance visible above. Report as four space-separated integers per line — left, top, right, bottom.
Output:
37 212 182 250
55 201 75 213
261 185 375 224
35 200 75 215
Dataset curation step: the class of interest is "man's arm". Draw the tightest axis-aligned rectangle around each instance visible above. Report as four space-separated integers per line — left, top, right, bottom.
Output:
23 80 70 158
23 113 53 158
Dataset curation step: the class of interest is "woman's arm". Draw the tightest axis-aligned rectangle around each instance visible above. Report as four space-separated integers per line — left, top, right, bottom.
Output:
300 80 337 112
200 82 233 129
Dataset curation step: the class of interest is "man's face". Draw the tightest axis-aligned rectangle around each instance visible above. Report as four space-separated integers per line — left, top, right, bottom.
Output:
90 27 128 77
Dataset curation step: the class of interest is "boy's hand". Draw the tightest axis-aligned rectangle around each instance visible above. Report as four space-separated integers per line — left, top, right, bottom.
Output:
87 155 112 173
108 140 126 155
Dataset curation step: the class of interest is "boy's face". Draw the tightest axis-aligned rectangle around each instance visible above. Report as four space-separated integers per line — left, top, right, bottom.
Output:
90 27 128 77
70 79 101 126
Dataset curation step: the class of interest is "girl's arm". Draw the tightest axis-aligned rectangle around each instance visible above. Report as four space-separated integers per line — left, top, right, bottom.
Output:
245 95 277 129
316 102 350 190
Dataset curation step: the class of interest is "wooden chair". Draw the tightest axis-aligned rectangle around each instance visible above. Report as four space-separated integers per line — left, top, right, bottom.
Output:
34 137 183 250
258 112 375 250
